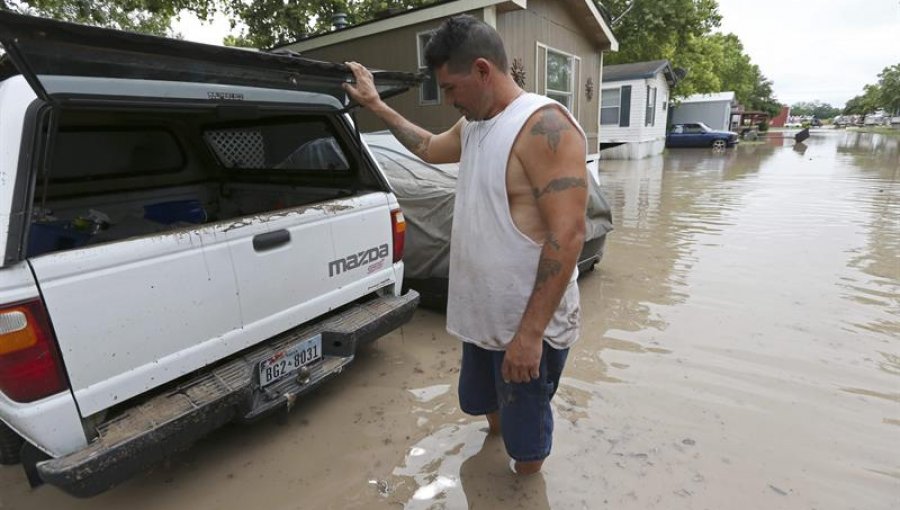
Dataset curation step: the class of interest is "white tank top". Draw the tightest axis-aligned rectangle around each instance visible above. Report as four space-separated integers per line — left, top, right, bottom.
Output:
446 93 584 351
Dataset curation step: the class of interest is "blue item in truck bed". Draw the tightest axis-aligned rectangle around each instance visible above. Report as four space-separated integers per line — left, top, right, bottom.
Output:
143 199 207 224
27 221 92 258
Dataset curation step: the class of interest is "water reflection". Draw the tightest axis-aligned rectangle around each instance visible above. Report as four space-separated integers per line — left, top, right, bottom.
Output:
385 422 551 510
389 129 899 510
570 128 899 508
833 131 900 339
459 435 550 510
580 141 780 381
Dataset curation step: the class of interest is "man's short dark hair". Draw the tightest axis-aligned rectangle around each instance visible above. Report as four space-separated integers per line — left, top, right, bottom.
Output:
423 15 508 74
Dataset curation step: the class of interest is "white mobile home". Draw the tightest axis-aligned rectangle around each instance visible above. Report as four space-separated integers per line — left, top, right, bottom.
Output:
670 91 736 131
599 60 678 159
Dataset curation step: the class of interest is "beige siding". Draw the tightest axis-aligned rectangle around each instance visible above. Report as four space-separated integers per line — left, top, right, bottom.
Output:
297 10 486 133
496 0 602 151
293 1 604 150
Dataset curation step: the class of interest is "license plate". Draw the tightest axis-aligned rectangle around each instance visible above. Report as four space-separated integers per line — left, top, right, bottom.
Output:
258 335 322 387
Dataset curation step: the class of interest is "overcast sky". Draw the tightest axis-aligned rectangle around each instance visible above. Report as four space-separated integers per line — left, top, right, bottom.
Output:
175 1 900 108
716 0 900 107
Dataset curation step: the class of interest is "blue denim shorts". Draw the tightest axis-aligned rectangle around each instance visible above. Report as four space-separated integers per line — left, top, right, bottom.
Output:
458 341 569 462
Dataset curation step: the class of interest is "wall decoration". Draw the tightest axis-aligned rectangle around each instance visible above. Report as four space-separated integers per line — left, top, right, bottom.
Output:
511 58 527 88
585 77 594 102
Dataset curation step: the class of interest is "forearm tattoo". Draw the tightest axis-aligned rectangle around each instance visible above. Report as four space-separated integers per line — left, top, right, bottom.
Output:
535 257 562 288
545 232 561 251
391 124 429 158
532 177 587 200
530 109 571 152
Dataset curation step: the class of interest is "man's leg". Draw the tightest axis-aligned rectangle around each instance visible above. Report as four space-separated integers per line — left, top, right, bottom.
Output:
514 459 544 475
495 343 569 475
459 342 501 433
486 411 501 435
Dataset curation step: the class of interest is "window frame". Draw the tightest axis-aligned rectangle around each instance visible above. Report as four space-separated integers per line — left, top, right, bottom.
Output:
600 87 621 126
544 47 575 111
203 115 357 179
415 30 441 106
645 85 657 126
48 126 186 183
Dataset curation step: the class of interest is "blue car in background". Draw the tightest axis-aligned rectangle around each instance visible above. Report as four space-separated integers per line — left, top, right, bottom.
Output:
666 123 739 149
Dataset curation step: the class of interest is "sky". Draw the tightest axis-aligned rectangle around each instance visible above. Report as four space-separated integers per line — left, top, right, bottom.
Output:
716 0 900 108
174 1 900 108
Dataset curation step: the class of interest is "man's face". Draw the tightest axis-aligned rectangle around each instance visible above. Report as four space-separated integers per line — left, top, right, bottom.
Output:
435 63 490 121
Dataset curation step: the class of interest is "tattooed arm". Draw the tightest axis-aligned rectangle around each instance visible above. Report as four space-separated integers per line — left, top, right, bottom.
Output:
343 61 463 164
501 105 587 384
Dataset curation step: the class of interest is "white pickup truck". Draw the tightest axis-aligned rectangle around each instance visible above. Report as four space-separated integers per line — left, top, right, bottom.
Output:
0 12 419 496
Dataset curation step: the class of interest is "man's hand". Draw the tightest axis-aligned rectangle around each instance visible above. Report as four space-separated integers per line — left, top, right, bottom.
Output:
342 61 382 109
502 334 543 383
340 61 461 164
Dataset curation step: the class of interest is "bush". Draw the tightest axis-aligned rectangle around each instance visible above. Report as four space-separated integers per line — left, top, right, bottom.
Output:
758 119 769 132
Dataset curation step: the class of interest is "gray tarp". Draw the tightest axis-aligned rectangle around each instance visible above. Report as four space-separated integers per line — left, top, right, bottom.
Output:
363 131 613 280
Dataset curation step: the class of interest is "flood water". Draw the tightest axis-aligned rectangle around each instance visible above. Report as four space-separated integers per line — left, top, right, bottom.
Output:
2 129 898 509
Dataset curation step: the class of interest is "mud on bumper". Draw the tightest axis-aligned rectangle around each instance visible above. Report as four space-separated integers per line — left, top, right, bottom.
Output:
36 291 419 498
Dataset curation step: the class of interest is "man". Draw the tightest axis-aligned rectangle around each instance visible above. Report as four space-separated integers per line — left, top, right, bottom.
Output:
343 14 587 475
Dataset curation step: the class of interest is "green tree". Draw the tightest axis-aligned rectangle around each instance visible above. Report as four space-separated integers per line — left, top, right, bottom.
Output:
602 0 721 66
791 101 841 119
601 0 779 115
842 63 900 115
221 0 432 48
844 84 882 115
1 0 216 36
875 63 900 115
0 0 435 47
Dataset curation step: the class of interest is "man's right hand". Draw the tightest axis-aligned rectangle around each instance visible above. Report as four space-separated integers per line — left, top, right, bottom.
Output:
343 61 383 110
340 61 462 165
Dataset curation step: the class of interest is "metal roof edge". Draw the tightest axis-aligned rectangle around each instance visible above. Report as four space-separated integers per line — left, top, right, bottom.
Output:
275 0 526 53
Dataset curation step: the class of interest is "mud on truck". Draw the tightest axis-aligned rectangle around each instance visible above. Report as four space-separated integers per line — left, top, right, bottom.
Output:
0 12 419 496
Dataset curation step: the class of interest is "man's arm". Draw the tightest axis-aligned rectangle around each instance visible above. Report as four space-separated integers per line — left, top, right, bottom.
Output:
343 61 462 164
501 106 587 384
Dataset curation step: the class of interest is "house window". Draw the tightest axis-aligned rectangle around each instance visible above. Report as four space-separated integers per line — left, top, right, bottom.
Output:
645 86 657 126
416 31 440 105
600 88 620 125
545 49 574 110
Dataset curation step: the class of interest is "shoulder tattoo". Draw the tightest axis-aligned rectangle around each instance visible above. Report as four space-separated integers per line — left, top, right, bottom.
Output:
530 108 571 153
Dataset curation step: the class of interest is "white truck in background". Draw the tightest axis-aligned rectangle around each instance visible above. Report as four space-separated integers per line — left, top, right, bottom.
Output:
0 12 418 496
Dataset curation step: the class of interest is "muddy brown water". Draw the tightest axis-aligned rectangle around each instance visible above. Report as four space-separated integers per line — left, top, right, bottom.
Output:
1 129 898 509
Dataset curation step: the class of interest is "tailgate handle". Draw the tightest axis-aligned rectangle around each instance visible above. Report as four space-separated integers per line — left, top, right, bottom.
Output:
253 230 291 252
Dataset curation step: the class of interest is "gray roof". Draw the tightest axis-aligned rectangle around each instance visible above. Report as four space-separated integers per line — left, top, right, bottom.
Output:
603 60 677 86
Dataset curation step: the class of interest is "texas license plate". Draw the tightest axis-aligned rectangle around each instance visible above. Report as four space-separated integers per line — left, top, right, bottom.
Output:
258 334 322 387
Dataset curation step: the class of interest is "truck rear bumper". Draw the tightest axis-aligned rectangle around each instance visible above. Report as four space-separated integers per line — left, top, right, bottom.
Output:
36 290 419 498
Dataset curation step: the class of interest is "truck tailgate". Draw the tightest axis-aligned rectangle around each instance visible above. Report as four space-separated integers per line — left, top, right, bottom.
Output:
28 192 399 417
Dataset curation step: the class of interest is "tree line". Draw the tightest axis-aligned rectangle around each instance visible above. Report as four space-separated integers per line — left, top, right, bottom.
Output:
601 0 780 116
2 0 781 115
842 64 900 116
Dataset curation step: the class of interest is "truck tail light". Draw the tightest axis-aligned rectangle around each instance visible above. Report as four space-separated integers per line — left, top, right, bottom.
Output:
0 299 68 402
391 209 406 263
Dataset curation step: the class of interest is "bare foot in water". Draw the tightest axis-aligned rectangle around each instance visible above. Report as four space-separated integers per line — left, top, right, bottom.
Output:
513 459 544 475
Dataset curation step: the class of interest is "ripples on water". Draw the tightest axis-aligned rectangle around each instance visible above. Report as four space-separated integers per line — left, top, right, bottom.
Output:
379 130 899 510
570 129 899 509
